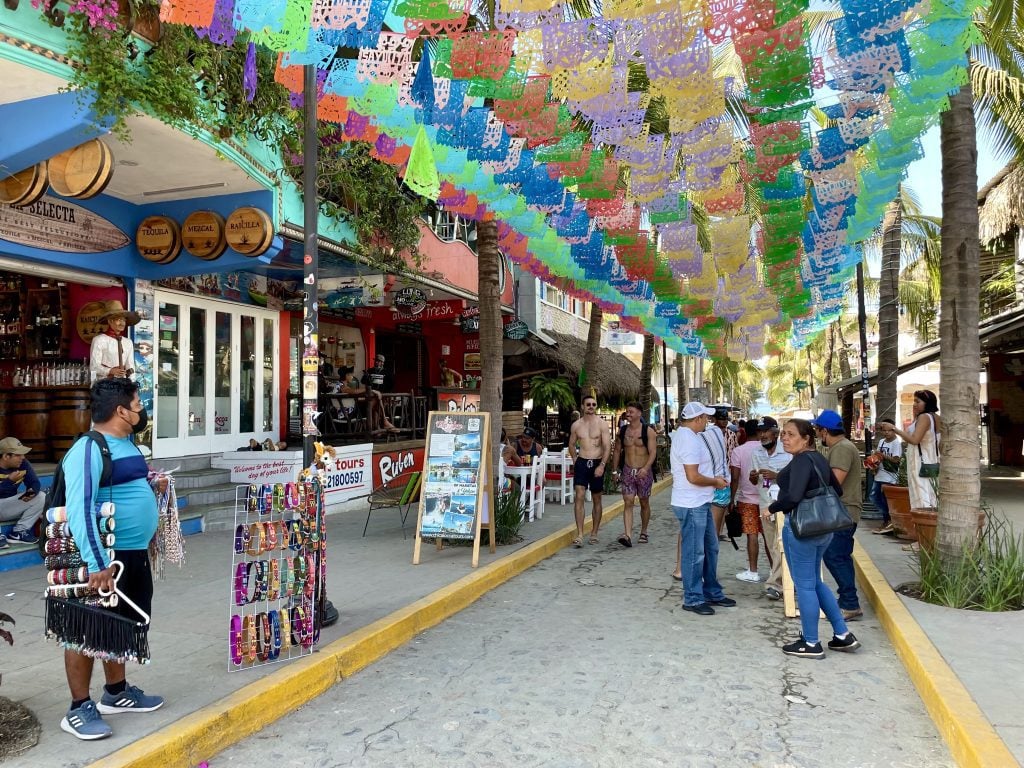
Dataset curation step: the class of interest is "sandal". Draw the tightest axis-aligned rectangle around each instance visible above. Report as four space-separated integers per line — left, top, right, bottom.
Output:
618 535 632 548
572 537 583 549
589 535 599 545
638 532 649 544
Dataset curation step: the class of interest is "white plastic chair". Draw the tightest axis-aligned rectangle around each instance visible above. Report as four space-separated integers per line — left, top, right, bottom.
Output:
543 448 575 505
528 453 545 520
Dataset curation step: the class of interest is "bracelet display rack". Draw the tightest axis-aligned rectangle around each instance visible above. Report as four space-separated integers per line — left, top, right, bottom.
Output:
227 477 326 670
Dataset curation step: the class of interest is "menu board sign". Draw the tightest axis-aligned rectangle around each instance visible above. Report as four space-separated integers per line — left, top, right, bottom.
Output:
413 411 494 567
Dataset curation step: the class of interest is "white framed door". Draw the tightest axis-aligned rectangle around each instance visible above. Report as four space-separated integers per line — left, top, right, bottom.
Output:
153 291 279 458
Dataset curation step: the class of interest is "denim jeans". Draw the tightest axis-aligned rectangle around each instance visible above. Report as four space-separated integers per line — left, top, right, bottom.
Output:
822 526 860 611
673 503 725 607
782 517 848 645
871 480 891 524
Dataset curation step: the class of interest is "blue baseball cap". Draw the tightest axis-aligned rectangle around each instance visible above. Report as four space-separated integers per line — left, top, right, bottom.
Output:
812 410 844 431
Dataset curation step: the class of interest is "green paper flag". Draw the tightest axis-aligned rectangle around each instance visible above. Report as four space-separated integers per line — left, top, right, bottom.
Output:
404 125 440 199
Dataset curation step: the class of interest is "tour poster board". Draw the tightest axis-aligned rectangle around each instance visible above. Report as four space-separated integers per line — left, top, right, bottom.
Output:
413 411 494 567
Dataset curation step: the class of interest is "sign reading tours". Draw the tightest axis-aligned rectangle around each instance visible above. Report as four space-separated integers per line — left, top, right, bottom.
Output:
413 411 494 568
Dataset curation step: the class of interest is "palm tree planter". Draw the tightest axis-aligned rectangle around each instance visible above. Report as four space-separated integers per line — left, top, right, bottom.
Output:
883 454 915 540
884 485 915 540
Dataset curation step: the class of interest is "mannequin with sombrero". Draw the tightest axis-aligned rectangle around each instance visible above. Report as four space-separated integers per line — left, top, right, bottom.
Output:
89 300 141 380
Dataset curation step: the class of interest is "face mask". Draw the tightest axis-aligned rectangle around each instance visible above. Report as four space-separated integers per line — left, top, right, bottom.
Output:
126 407 148 435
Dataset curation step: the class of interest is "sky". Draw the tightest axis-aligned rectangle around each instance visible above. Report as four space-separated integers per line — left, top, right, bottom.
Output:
904 124 1009 218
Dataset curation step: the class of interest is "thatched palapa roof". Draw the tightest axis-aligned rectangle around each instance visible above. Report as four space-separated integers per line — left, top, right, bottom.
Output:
978 161 1024 243
524 331 643 402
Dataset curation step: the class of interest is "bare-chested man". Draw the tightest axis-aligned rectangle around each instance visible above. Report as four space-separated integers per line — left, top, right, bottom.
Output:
610 402 656 548
568 395 611 547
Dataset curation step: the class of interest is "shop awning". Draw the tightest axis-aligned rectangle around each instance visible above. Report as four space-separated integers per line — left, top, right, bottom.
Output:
831 309 1024 397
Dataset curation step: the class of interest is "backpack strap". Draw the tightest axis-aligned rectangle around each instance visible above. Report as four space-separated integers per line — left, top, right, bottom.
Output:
84 430 114 488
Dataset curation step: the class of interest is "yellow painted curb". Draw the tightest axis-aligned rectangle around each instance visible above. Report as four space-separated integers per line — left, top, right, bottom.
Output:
92 482 670 768
853 542 1019 768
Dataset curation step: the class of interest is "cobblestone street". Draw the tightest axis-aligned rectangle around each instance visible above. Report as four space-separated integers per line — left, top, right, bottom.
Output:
216 505 953 768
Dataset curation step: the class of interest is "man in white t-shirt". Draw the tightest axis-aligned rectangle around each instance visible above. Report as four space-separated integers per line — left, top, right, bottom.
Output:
670 402 736 616
869 421 903 535
749 417 791 600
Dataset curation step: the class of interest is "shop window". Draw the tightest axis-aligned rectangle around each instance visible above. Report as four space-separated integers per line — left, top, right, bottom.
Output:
263 318 274 432
188 307 206 437
240 315 255 434
215 311 232 434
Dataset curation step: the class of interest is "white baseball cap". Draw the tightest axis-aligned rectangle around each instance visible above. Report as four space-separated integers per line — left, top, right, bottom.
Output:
682 402 715 419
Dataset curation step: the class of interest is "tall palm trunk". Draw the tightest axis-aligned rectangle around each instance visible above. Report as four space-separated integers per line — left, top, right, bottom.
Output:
581 304 603 400
477 218 503 476
834 322 853 380
825 323 836 385
639 333 655 415
877 198 903 423
937 84 982 557
676 354 687 409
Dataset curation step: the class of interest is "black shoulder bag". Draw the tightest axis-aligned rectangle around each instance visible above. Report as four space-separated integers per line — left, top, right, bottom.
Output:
790 455 856 540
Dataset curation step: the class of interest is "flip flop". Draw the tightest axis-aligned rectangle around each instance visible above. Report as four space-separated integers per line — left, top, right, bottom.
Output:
638 532 649 544
572 537 583 548
589 535 599 545
618 535 632 548
671 574 682 581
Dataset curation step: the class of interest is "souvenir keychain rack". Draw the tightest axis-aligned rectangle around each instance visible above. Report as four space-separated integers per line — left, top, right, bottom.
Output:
228 477 325 670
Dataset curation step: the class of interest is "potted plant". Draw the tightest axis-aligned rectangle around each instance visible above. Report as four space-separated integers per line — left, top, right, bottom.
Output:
527 375 576 444
882 454 915 540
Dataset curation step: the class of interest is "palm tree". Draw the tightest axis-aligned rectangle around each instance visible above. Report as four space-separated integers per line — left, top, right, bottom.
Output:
934 0 1023 557
871 189 942 423
876 199 903 424
936 85 983 556
581 304 603 400
477 217 504 474
639 333 655 414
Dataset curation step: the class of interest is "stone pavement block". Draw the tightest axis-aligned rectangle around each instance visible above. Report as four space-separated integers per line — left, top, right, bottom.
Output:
216 503 954 768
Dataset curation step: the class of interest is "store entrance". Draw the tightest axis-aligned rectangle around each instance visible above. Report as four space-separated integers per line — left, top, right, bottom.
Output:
153 291 279 458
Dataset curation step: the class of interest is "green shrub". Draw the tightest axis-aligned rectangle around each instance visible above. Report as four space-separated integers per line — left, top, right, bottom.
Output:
491 484 524 545
913 511 1024 611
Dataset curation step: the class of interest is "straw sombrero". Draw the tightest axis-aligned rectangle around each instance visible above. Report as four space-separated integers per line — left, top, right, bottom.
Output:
99 300 141 326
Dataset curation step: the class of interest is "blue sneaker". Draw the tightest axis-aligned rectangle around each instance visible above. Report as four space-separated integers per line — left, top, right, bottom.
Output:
7 529 38 544
60 700 112 740
97 684 164 715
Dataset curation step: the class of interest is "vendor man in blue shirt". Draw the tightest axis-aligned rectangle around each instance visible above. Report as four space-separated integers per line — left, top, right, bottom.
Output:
60 377 163 741
0 436 45 546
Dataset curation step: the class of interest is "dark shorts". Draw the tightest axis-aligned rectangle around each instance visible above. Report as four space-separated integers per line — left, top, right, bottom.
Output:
111 549 153 620
573 458 606 494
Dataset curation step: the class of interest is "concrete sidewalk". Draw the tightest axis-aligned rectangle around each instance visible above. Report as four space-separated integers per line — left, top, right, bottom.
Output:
1 472 1021 767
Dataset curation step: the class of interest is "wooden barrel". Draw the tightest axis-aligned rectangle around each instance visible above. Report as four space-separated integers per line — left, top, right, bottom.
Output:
0 162 48 207
225 207 273 256
9 390 50 462
47 139 114 200
49 389 93 463
137 215 181 264
182 210 227 260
